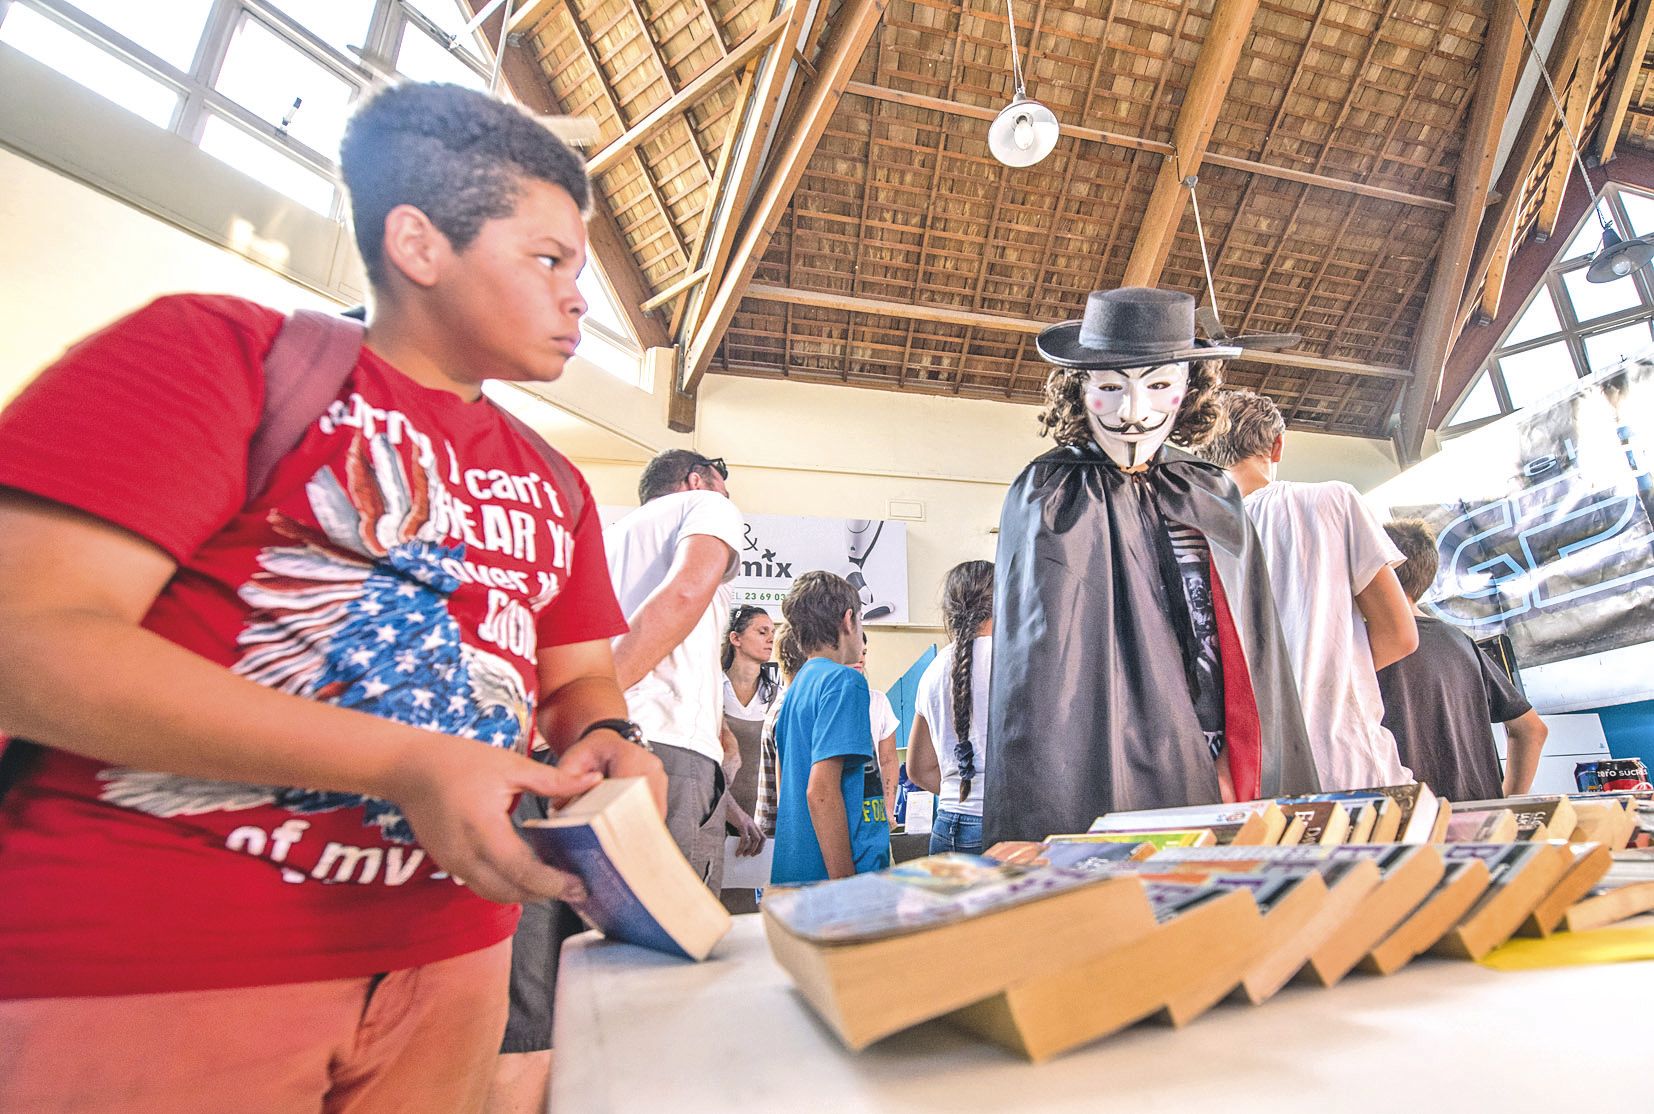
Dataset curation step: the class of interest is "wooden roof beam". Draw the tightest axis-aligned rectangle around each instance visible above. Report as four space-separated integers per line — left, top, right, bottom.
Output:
1399 0 1527 459
1537 0 1616 237
741 284 1412 380
1455 0 1613 336
584 11 792 177
462 0 668 348
841 82 1456 213
682 0 891 390
674 0 812 353
1596 0 1654 162
1122 0 1262 287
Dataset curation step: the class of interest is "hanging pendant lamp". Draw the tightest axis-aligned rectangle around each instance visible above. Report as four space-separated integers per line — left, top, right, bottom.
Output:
988 0 1058 167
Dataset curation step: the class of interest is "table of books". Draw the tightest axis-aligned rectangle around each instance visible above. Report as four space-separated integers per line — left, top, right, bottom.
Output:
551 914 1654 1114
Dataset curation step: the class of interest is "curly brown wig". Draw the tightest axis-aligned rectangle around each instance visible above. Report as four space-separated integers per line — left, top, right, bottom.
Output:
1036 359 1228 450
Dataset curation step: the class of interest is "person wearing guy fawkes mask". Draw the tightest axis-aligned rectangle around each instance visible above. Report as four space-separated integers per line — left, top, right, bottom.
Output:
982 287 1319 846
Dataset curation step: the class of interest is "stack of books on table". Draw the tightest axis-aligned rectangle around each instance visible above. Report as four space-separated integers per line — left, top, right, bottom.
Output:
761 781 1654 1062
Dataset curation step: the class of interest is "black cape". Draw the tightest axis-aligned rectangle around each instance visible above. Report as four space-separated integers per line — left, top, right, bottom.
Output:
982 443 1319 845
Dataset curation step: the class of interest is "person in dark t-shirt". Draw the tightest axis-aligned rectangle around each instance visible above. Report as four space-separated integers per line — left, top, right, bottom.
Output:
1378 520 1548 800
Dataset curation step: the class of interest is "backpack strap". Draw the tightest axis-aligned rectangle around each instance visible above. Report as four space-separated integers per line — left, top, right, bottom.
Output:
249 310 585 525
248 309 365 507
489 403 589 527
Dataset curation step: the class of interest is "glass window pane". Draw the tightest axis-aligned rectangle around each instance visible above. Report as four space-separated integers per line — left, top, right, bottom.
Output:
577 265 635 343
575 327 643 385
1503 286 1562 347
1499 340 1580 409
405 1 476 43
1562 264 1644 323
395 23 486 89
266 0 375 55
215 16 356 158
1620 188 1654 238
1584 320 1654 373
199 114 336 215
0 6 179 127
1450 370 1502 426
1562 202 1615 262
67 0 212 70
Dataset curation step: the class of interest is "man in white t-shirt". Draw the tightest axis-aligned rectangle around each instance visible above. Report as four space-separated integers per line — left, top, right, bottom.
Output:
607 449 745 889
1205 390 1419 790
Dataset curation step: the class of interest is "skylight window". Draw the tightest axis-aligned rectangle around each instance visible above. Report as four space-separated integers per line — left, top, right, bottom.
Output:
1445 184 1654 433
0 1 500 218
0 6 180 128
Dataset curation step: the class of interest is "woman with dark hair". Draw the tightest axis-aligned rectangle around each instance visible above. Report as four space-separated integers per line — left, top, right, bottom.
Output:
907 561 994 855
719 605 775 912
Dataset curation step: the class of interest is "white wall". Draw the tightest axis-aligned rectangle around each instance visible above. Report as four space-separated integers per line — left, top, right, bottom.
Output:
0 146 341 405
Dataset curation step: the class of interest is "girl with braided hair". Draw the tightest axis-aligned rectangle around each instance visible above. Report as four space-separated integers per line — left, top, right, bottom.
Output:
907 560 994 855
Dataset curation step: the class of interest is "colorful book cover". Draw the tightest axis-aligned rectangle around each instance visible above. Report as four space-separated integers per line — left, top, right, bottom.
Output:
1445 811 1512 842
1125 866 1310 916
761 854 1117 944
1038 839 1155 870
520 823 691 960
1441 842 1546 916
1066 830 1213 850
1089 802 1273 830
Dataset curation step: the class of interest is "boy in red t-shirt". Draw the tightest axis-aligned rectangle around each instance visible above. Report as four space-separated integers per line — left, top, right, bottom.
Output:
0 83 664 1113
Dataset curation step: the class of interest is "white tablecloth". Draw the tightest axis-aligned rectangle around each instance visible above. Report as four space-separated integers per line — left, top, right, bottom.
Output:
552 913 1654 1113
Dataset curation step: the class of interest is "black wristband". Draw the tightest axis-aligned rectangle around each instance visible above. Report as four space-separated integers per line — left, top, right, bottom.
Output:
578 718 651 751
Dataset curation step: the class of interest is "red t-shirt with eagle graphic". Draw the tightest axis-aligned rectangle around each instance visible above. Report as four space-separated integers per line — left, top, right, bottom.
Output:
0 294 627 998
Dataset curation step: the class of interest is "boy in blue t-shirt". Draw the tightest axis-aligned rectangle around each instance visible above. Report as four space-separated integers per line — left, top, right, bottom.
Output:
770 571 892 884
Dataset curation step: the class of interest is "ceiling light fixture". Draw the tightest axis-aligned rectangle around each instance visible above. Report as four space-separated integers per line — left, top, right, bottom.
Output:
987 0 1058 167
1512 0 1654 283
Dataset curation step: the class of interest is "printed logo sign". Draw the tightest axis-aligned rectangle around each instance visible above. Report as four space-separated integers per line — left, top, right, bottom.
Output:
731 514 908 624
601 506 910 624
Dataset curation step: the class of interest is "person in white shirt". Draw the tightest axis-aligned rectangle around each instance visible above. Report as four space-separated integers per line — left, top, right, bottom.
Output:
907 560 994 854
852 632 901 823
1205 390 1419 790
607 450 745 888
720 604 775 912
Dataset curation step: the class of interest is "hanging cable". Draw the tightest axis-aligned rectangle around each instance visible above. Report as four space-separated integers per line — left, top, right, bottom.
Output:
1511 0 1609 231
1004 0 1026 96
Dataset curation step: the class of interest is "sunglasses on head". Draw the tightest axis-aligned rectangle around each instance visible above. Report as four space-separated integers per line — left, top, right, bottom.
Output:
687 455 729 481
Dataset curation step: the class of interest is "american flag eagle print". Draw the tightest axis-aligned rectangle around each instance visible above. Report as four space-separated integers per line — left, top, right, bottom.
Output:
97 432 532 843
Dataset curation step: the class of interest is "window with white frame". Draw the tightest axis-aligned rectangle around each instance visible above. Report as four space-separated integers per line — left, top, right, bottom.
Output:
1444 183 1654 432
0 0 646 385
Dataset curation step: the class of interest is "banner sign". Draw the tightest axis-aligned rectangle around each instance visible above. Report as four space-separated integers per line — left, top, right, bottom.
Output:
1370 353 1654 668
600 507 910 625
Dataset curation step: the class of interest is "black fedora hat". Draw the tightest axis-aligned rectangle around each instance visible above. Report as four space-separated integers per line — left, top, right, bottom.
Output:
1037 287 1240 370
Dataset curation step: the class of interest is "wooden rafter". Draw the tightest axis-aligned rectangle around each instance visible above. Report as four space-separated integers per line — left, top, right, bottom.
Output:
584 11 792 177
683 0 892 389
462 0 668 348
1122 0 1263 287
671 65 757 336
894 15 969 391
1597 0 1654 161
1399 0 1527 458
559 0 692 266
1231 0 1416 332
1537 0 1616 236
676 0 812 348
839 82 1457 212
741 284 1412 380
953 0 1052 395
1459 0 1614 331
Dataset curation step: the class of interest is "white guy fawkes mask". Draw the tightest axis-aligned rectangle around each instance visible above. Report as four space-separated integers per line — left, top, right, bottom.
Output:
1083 362 1191 471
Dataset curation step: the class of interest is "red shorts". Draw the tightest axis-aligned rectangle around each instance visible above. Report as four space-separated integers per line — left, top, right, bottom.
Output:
0 939 510 1114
